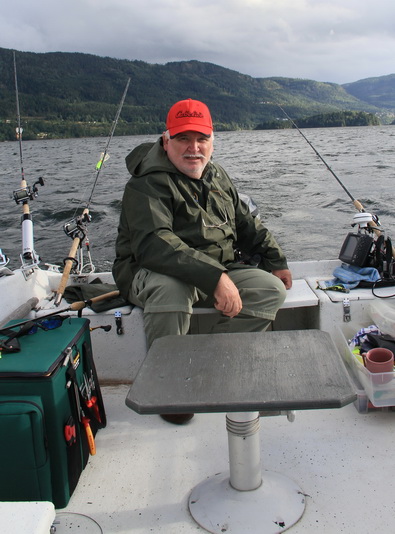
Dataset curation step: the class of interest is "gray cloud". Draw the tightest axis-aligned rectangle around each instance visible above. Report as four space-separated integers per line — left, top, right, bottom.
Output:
1 0 394 84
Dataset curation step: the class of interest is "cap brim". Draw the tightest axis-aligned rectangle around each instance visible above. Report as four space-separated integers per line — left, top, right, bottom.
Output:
169 124 213 138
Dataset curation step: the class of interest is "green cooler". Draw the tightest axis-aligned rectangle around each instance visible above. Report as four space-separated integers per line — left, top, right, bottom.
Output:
0 316 106 508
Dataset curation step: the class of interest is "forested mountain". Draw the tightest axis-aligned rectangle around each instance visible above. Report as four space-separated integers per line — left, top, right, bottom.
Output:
343 74 395 110
0 47 393 140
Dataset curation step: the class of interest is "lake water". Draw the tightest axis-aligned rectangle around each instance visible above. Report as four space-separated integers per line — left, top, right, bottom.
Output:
1 126 394 272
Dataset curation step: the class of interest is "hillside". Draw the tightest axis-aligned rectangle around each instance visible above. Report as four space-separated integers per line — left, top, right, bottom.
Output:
343 74 395 110
0 47 393 140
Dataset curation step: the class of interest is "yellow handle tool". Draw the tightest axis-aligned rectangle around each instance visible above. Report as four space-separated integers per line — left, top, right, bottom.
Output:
82 416 96 455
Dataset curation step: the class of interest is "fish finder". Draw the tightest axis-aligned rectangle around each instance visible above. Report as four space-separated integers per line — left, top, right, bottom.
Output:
338 232 374 267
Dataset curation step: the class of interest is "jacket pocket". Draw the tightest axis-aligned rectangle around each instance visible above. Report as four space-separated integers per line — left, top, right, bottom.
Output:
131 267 149 299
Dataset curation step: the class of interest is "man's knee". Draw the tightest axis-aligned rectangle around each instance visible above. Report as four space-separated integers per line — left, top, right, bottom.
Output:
129 269 198 313
229 268 287 318
271 274 287 307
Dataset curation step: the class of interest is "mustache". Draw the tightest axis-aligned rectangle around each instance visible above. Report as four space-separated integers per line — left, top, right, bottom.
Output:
183 154 205 160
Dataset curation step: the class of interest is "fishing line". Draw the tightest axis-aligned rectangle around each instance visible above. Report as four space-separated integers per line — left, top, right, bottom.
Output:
54 78 130 305
70 77 130 225
13 51 24 183
12 51 44 266
270 102 360 207
77 77 131 216
267 101 395 260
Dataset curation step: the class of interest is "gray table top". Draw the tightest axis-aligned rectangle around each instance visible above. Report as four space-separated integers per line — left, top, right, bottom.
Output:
126 330 356 414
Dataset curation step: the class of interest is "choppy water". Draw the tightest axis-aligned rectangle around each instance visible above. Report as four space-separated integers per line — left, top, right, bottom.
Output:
1 126 394 271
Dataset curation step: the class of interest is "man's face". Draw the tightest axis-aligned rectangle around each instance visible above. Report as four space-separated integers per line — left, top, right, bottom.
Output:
163 131 214 179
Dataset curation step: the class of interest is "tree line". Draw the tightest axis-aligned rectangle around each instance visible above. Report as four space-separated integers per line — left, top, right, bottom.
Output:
255 111 380 130
0 48 391 141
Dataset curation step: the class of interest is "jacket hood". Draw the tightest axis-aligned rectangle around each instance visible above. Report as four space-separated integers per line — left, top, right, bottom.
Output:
125 138 176 177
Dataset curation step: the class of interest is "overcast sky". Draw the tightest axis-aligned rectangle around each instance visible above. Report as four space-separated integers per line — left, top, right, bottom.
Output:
2 0 394 85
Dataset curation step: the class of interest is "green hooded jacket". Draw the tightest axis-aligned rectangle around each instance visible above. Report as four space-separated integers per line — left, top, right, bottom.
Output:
112 138 288 300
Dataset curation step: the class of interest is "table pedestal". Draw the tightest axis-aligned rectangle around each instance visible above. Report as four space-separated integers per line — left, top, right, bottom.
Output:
188 412 305 534
126 331 356 533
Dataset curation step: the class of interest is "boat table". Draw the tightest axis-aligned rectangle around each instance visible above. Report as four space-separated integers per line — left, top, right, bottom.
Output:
126 329 356 534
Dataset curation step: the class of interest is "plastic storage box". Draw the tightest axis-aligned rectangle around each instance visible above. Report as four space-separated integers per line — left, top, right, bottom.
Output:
369 299 395 338
339 323 395 409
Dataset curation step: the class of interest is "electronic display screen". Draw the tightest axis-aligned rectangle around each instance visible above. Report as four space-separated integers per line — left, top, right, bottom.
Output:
339 233 374 266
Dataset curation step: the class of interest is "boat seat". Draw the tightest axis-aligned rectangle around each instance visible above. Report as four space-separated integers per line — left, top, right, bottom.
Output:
141 277 319 336
126 330 355 533
118 279 319 381
35 278 316 318
192 278 318 314
24 278 318 384
281 278 318 308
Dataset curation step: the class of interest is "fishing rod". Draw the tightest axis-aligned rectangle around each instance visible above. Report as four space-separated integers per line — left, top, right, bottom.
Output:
54 77 131 306
86 77 131 210
0 290 120 334
267 101 395 258
272 102 361 207
12 51 44 268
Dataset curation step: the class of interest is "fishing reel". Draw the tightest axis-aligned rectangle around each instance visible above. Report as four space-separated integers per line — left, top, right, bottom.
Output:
13 177 44 204
339 211 386 269
351 211 381 232
63 212 92 241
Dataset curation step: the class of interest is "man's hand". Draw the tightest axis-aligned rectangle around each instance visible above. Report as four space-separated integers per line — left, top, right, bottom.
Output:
272 269 293 289
213 273 243 317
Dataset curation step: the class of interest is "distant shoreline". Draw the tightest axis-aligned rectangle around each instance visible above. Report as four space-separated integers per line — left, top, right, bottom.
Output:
0 111 387 143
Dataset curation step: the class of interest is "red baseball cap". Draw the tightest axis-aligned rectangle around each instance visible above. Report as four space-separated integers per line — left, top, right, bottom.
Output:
166 98 213 137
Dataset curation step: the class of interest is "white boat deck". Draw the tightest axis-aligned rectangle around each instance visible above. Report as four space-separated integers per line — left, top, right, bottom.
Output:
1 262 395 533
59 384 394 534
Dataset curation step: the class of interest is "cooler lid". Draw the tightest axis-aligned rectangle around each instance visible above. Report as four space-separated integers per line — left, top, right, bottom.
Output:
0 317 89 377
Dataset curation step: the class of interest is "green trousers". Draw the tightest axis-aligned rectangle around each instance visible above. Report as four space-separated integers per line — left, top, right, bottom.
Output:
129 264 287 348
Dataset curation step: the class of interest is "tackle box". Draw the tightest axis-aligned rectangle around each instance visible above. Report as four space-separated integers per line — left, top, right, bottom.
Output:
0 317 106 508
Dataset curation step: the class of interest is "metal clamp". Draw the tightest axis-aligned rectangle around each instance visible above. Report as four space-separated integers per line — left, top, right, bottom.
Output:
115 310 123 335
0 249 9 266
343 298 351 322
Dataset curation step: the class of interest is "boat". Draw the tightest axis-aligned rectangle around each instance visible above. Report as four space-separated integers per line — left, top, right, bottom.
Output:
2 57 395 534
2 183 395 533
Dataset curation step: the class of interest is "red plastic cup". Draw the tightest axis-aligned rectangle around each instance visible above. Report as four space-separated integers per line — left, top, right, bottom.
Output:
365 348 394 385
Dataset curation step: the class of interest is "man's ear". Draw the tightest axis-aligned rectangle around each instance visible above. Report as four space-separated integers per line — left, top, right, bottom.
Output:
162 132 169 151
